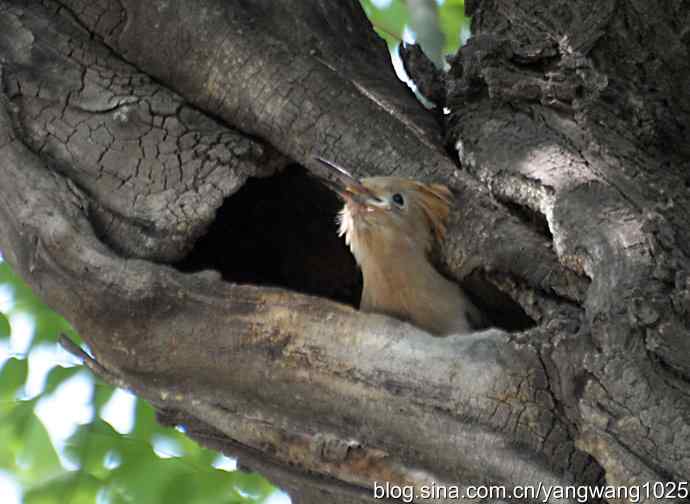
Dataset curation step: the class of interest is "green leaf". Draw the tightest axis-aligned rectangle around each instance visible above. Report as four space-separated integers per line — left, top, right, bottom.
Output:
361 0 409 47
0 311 10 339
31 305 78 347
439 2 470 54
132 398 158 441
91 379 116 415
360 0 471 56
2 400 63 481
0 260 80 347
160 469 246 504
65 419 122 476
24 471 102 504
0 357 28 400
0 414 19 471
42 365 81 396
230 471 277 501
16 407 64 480
109 451 182 504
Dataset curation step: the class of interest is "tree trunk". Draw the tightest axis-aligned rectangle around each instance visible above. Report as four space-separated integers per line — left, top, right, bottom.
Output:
1 0 688 502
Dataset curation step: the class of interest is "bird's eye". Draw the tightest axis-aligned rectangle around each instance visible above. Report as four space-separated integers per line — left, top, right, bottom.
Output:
392 193 405 207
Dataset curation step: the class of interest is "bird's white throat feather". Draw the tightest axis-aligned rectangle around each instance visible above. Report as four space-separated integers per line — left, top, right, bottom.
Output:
337 206 364 265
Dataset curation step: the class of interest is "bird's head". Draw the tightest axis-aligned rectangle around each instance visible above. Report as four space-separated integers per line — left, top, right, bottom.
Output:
313 157 453 263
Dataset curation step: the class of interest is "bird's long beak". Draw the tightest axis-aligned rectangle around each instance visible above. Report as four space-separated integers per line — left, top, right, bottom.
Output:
312 156 381 207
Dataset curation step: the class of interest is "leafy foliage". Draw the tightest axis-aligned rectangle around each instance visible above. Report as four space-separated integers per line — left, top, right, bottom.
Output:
0 257 281 504
0 260 79 347
360 0 470 55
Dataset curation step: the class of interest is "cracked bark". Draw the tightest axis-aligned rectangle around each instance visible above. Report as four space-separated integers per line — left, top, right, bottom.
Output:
0 0 688 503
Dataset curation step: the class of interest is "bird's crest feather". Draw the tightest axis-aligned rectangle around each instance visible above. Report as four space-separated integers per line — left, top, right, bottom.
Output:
413 183 453 247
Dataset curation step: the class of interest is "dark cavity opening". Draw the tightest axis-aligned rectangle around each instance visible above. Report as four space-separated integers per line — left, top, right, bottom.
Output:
176 165 362 307
461 271 535 332
178 165 534 332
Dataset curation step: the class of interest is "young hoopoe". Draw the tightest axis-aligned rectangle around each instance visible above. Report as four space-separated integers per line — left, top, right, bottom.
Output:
314 157 482 335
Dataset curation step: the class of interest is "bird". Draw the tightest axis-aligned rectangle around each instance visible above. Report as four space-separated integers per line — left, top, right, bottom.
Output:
313 157 483 336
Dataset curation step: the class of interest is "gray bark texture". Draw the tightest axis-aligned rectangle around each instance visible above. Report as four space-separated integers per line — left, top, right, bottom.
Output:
0 0 688 502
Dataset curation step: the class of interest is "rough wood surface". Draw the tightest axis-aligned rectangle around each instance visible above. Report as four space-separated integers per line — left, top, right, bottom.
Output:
1 0 688 502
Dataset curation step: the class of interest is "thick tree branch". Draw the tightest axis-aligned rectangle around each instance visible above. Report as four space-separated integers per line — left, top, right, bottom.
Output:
0 87 595 500
444 0 690 490
51 0 583 305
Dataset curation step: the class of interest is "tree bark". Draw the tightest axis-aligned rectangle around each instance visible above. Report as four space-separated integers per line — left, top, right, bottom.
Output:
0 0 688 502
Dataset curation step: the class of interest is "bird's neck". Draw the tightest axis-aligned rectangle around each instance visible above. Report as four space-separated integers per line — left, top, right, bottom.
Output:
348 224 430 282
350 228 446 311
360 248 440 302
346 224 476 335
